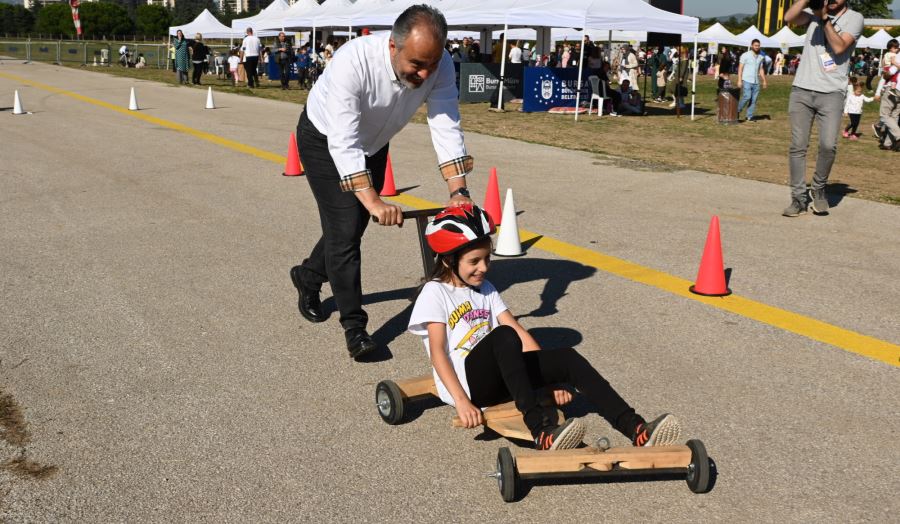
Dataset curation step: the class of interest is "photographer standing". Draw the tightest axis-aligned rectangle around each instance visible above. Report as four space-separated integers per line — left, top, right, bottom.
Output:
782 0 863 217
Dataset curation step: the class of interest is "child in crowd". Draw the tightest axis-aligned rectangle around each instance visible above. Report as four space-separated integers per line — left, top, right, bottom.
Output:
656 63 668 102
843 85 873 140
847 76 858 98
408 204 682 451
135 53 146 69
227 50 241 87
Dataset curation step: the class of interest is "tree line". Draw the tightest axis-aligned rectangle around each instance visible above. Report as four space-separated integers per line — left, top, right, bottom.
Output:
0 0 260 40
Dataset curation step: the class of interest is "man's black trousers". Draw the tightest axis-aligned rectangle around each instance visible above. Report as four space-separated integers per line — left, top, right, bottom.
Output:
296 109 388 332
279 60 291 87
244 56 259 87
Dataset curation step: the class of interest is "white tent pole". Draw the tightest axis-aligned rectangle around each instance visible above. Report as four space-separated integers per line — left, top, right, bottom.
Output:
496 24 508 111
574 26 586 122
691 34 698 121
349 25 353 39
313 24 316 54
607 30 612 62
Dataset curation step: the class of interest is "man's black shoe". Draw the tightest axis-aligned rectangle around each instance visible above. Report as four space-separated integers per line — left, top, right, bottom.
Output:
345 328 377 359
290 266 326 323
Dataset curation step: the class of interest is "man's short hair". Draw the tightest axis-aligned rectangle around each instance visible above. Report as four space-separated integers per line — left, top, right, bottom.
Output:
246 28 253 35
392 4 448 50
751 39 760 45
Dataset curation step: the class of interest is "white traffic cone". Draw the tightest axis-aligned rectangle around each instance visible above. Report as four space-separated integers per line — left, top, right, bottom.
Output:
128 87 139 111
205 86 216 109
12 90 25 115
494 188 524 257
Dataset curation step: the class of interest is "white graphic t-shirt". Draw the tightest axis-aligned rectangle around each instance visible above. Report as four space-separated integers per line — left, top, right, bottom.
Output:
408 280 508 406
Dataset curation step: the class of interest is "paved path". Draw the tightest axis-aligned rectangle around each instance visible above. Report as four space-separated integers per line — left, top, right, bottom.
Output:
1 62 898 522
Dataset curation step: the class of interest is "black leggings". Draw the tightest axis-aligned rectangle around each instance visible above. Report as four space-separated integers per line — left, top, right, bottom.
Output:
845 113 861 135
192 62 203 84
464 325 642 439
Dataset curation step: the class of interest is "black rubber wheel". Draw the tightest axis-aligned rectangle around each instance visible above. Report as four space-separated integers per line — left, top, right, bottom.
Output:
686 439 711 494
497 447 518 502
375 380 405 425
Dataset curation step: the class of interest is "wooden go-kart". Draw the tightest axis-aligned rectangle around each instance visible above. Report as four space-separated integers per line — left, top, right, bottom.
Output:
375 375 712 502
373 206 712 501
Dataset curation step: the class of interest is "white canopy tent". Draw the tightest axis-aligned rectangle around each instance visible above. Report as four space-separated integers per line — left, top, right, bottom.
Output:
271 0 372 29
734 26 779 48
770 25 806 49
436 0 697 33
434 0 699 118
681 22 744 47
253 0 699 118
231 0 290 36
252 0 320 49
447 28 646 46
863 28 896 50
169 9 241 39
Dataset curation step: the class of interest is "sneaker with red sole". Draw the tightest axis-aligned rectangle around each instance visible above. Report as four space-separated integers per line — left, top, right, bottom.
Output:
633 414 682 447
534 418 585 451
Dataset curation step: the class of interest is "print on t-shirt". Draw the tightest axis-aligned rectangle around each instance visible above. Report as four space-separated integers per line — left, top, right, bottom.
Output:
448 300 491 357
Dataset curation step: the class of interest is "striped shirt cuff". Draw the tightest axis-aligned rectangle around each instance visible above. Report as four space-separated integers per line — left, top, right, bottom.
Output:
439 155 474 181
339 170 373 192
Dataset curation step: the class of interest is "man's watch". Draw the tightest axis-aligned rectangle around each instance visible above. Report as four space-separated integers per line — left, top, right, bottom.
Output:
450 187 470 198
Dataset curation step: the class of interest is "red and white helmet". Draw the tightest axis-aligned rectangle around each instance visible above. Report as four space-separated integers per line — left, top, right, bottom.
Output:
425 204 496 255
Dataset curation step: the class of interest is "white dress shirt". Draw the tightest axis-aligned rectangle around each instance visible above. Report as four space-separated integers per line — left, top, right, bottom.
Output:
305 33 471 192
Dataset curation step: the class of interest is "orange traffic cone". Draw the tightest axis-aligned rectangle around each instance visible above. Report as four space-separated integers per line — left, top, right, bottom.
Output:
483 167 502 226
689 216 731 297
283 132 303 177
380 153 397 196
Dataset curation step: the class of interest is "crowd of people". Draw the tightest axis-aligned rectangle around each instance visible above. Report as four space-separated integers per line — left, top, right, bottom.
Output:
159 21 898 151
162 28 350 89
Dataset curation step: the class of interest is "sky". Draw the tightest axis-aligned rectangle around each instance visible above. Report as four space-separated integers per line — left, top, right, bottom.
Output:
684 0 900 18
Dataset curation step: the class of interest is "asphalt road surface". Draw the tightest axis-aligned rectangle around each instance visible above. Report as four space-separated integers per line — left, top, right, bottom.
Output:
1 62 898 522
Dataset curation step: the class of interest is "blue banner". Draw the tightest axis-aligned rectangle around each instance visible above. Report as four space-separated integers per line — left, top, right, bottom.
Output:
522 67 591 113
267 59 298 80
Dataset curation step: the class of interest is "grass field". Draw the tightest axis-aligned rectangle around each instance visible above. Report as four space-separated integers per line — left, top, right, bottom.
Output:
55 61 900 205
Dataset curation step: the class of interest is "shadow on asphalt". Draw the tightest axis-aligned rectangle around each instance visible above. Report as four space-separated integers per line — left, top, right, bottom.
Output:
824 182 857 208
490 258 596 319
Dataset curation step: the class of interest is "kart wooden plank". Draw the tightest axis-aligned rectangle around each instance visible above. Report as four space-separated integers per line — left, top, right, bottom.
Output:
514 446 692 475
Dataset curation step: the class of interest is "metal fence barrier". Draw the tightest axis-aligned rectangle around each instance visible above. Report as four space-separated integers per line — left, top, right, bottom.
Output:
0 41 232 70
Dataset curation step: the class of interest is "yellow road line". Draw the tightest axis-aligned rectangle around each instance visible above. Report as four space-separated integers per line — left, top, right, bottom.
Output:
0 72 284 164
7 72 898 368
